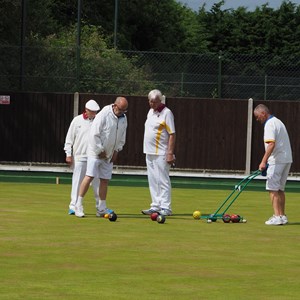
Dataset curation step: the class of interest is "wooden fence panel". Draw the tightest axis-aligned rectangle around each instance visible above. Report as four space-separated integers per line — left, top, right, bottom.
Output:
169 98 248 170
0 92 73 163
0 92 299 173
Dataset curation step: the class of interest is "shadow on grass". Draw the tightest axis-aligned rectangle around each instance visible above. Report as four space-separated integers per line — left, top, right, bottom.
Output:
111 213 207 220
80 214 300 225
75 213 200 219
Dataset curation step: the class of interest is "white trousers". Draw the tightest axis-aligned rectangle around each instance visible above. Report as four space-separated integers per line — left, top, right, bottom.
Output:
146 154 172 210
69 160 99 208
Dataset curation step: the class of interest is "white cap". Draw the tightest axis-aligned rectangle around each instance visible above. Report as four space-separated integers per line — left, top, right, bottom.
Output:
85 99 100 111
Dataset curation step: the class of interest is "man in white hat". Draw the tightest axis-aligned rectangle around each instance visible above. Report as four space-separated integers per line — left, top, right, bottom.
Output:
64 99 100 215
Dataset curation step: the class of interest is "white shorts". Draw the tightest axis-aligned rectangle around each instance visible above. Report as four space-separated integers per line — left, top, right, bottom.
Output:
266 163 291 191
86 157 113 180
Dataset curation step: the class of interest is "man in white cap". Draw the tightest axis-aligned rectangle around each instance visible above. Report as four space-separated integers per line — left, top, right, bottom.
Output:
64 99 100 215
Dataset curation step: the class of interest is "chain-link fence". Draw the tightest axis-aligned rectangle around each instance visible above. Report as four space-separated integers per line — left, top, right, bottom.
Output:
1 45 300 100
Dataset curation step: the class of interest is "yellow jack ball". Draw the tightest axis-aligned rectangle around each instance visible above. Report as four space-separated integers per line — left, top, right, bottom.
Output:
193 210 201 219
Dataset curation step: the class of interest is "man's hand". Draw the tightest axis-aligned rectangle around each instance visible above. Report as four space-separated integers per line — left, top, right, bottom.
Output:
259 161 267 172
66 156 73 165
110 151 118 163
166 153 176 165
99 151 107 159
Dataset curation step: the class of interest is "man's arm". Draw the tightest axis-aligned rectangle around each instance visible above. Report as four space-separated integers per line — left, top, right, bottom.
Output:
259 141 275 171
64 119 76 165
90 113 105 156
166 133 176 164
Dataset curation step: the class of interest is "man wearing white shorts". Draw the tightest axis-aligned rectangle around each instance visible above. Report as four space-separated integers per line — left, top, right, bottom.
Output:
64 99 100 215
254 104 293 225
142 89 176 216
75 97 128 218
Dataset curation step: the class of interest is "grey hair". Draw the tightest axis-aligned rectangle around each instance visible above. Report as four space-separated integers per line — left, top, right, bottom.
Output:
254 104 270 114
148 89 165 103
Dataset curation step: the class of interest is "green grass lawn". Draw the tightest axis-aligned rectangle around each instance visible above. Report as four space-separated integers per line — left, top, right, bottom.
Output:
0 181 300 300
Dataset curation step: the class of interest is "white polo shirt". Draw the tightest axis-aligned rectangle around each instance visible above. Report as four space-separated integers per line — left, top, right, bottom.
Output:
264 116 293 165
143 105 175 155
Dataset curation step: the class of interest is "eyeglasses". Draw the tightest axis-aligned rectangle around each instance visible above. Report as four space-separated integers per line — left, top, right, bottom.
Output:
114 104 128 113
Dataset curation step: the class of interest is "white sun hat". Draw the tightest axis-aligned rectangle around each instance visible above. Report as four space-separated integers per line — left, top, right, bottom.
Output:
85 99 100 111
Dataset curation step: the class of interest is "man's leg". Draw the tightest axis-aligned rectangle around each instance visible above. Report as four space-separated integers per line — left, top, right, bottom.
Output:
75 175 94 217
278 190 286 216
265 163 291 225
69 161 86 214
146 155 161 211
269 190 282 216
96 160 113 216
99 178 109 200
78 175 94 197
157 155 172 214
264 190 283 225
91 177 101 208
75 156 98 217
96 178 110 214
278 163 291 223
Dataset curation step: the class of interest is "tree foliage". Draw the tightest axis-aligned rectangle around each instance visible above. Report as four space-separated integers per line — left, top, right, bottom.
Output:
197 0 300 57
13 24 153 94
2 0 300 55
2 0 300 94
47 0 202 51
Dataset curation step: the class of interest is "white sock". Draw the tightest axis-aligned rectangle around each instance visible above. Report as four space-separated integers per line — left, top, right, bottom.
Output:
76 196 83 207
95 197 100 208
98 200 106 211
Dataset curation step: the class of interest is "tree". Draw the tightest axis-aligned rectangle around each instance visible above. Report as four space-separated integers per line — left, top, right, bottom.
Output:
48 0 201 52
196 0 300 57
0 0 21 45
18 25 154 94
116 0 199 51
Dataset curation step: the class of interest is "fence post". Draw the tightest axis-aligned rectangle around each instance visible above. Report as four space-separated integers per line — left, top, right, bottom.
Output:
180 72 184 96
218 51 222 98
76 0 82 90
114 0 119 48
245 98 253 174
74 92 79 117
20 0 27 91
264 74 267 100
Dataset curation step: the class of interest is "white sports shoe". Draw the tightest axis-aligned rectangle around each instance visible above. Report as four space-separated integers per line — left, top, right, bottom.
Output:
159 208 172 216
96 208 114 217
68 205 75 215
281 215 288 225
141 208 159 215
265 215 282 225
75 205 85 218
